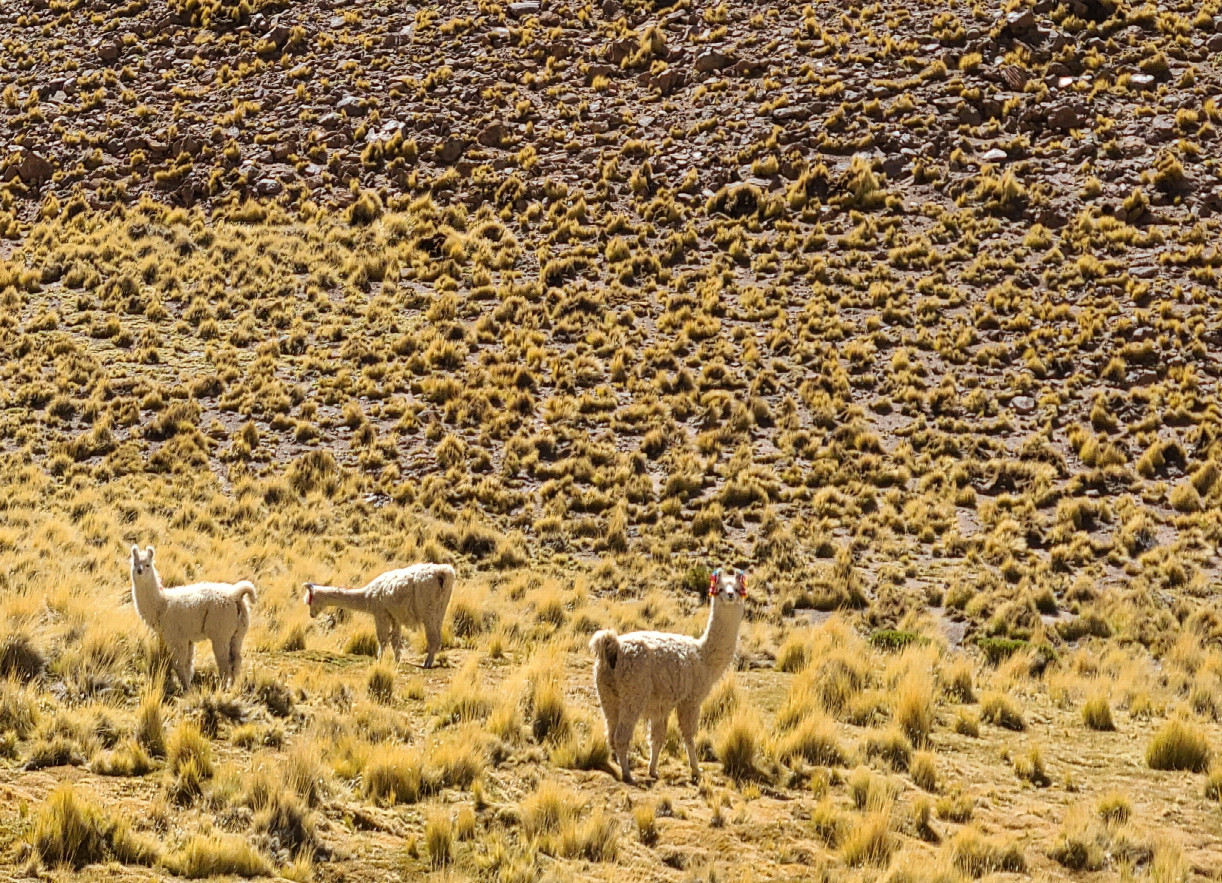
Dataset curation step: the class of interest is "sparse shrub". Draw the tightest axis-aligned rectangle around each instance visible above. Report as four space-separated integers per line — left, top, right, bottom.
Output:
1147 718 1211 772
346 189 384 225
775 634 811 673
952 709 980 737
841 808 895 867
634 802 658 846
519 781 619 861
775 712 845 767
945 657 974 703
864 726 912 771
1013 745 1050 787
0 633 46 680
367 663 395 704
30 785 157 869
1081 693 1115 731
91 739 153 777
0 678 39 738
528 676 569 744
975 637 1027 665
425 811 454 868
936 788 974 823
1097 792 1131 824
894 674 935 747
345 631 380 657
979 693 1025 730
911 751 938 792
165 833 272 878
870 630 926 652
716 710 760 781
552 715 612 772
254 788 318 858
948 825 1026 876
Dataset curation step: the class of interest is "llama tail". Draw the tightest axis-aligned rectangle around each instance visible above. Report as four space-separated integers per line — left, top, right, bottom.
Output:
232 580 257 607
589 629 621 672
438 565 456 604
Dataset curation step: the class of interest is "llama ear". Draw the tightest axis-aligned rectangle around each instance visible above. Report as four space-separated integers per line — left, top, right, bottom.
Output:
708 569 720 596
735 571 747 596
130 545 139 559
303 584 314 604
145 546 155 560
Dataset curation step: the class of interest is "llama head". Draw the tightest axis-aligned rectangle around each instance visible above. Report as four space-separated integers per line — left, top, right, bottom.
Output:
708 568 747 603
130 545 156 581
303 583 320 618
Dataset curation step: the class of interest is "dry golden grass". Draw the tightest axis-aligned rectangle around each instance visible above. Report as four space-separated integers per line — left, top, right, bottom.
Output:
6 1 1222 872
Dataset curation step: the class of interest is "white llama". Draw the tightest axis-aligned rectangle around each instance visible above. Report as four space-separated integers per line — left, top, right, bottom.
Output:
129 545 257 689
303 563 456 668
590 567 748 784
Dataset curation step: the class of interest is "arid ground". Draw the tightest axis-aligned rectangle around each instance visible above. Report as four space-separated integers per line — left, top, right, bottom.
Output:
3 0 1222 879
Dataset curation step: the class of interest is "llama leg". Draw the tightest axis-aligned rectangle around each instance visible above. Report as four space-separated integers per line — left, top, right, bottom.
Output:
388 616 403 663
173 642 195 691
374 613 392 661
596 684 620 746
228 615 248 687
212 637 231 687
423 621 441 669
677 701 702 782
648 713 669 779
612 706 641 784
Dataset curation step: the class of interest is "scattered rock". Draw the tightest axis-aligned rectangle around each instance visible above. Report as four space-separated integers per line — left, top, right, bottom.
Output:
1002 9 1037 35
438 137 469 164
476 122 510 148
1146 115 1176 144
980 148 1008 163
95 39 122 64
336 95 365 116
255 177 283 196
263 25 292 49
508 1 540 18
1012 396 1036 415
2 149 55 185
694 50 735 74
1046 102 1088 132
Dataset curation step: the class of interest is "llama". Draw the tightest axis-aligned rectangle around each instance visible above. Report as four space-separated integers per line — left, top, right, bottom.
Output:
129 545 257 690
303 563 456 668
590 567 748 784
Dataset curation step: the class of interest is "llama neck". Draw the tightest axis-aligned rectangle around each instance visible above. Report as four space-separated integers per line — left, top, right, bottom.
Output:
310 585 377 614
132 570 168 626
697 596 744 675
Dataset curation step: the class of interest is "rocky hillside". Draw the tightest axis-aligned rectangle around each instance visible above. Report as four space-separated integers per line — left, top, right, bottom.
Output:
3 0 1222 636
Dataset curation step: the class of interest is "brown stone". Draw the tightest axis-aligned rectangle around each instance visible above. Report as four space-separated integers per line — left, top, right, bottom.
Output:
438 137 469 164
2 149 55 185
694 50 735 73
477 123 510 148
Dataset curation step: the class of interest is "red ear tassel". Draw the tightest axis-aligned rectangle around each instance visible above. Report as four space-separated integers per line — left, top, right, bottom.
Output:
708 569 719 596
736 572 747 597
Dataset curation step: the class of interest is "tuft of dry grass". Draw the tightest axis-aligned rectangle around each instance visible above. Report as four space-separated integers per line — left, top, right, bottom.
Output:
1147 718 1211 772
894 673 936 747
1081 692 1115 731
367 663 395 705
30 785 158 869
164 832 272 878
979 693 1025 731
841 807 896 867
947 825 1026 876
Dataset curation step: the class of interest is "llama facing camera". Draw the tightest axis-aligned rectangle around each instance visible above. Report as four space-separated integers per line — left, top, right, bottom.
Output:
590 567 748 784
129 545 257 690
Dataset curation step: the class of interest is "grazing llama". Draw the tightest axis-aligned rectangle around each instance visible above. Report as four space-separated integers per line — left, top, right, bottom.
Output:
303 563 456 668
129 545 257 689
590 567 748 784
